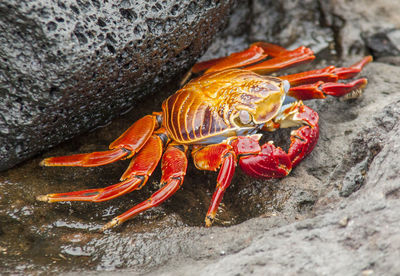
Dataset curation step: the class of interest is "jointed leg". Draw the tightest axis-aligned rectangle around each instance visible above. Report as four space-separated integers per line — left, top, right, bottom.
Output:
37 132 165 202
192 45 268 74
41 113 161 167
188 42 315 76
102 143 188 231
192 143 237 227
250 42 289 57
288 79 368 100
40 147 129 167
279 56 372 100
243 46 315 74
180 44 269 85
192 42 290 75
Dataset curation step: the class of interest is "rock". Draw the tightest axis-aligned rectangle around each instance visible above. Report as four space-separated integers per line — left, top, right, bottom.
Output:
363 29 400 58
169 96 400 276
320 0 400 56
0 0 235 171
1 0 400 275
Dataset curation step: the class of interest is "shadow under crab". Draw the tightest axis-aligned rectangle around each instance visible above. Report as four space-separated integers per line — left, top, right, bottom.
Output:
37 42 372 231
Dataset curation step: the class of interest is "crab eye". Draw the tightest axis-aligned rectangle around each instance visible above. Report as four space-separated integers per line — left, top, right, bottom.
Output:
238 110 251 125
283 80 290 94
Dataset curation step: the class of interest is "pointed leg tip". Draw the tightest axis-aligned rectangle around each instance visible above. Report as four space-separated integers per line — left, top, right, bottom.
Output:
365 55 373 63
205 215 214 227
101 218 120 232
40 158 60 167
36 194 50 202
361 78 368 86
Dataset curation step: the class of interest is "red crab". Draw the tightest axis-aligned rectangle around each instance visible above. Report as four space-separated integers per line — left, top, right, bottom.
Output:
37 42 372 231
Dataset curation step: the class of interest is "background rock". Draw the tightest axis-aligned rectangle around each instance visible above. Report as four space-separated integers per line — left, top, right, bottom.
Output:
0 0 235 171
1 0 400 275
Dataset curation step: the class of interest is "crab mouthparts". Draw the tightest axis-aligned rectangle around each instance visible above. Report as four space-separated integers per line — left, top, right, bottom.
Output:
283 80 291 94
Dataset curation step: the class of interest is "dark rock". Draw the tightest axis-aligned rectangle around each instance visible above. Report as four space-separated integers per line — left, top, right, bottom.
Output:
1 0 400 275
363 30 400 58
0 0 235 171
320 0 400 57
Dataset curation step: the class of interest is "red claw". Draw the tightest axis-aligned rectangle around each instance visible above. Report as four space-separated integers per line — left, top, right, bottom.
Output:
230 135 291 179
37 42 371 230
288 125 319 167
232 104 320 178
238 142 292 178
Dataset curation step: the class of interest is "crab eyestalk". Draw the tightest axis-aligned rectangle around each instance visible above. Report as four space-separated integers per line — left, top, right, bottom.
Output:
36 42 371 230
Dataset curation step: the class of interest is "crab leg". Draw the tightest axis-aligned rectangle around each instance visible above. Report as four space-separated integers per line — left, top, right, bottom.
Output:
101 143 188 231
192 45 269 74
37 133 164 203
288 78 368 100
41 114 160 167
243 46 315 74
190 42 310 74
205 151 236 227
192 143 237 227
278 56 372 100
182 42 314 85
280 56 372 86
250 42 289 57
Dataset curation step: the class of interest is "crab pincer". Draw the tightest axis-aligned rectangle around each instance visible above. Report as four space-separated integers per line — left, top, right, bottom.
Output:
38 42 371 230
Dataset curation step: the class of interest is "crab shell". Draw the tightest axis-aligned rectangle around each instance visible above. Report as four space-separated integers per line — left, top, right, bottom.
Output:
162 69 290 144
37 41 371 231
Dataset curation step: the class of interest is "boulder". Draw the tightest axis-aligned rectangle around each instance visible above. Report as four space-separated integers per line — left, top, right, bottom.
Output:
1 0 400 275
0 0 235 170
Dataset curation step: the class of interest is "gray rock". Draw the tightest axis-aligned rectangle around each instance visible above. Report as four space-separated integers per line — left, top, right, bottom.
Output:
175 100 400 276
364 29 400 58
1 0 400 275
0 0 235 171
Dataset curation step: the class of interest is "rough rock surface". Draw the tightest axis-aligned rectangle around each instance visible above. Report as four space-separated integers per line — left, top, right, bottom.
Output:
1 0 400 275
0 0 234 171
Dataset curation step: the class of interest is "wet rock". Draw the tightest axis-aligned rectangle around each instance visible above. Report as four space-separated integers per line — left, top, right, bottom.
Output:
0 0 235 171
1 0 400 275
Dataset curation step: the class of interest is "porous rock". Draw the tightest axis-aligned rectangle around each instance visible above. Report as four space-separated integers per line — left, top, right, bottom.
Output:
0 0 235 171
1 0 400 275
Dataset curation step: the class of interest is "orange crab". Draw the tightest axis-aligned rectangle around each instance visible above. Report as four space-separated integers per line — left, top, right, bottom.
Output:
37 42 372 231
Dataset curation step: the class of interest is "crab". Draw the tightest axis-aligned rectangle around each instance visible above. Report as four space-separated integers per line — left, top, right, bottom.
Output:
37 42 372 231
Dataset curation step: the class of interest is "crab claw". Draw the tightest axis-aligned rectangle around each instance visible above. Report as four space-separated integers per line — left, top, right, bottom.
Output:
288 124 319 167
231 135 292 179
239 143 292 178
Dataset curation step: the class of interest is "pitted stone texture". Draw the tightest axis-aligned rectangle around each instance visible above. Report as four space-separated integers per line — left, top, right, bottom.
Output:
1 0 400 275
0 0 234 170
